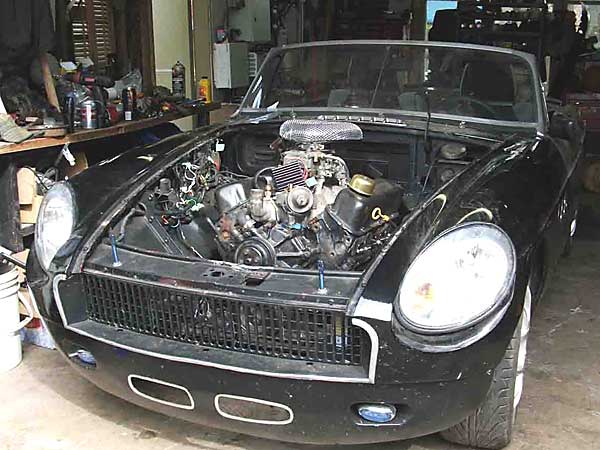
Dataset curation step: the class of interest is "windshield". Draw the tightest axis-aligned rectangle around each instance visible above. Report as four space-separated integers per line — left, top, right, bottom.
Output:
242 42 540 126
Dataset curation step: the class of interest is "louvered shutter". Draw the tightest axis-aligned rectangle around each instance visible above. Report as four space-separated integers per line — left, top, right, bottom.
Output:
71 0 116 68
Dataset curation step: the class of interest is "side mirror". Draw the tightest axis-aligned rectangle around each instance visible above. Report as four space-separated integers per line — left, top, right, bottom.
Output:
549 112 576 141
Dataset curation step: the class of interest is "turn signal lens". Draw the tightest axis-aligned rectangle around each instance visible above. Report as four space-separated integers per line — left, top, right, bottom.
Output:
357 404 397 423
69 349 96 368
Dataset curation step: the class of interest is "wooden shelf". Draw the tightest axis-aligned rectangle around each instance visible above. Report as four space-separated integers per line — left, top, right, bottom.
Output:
460 30 542 39
455 0 547 67
0 102 221 156
459 12 541 21
458 0 547 7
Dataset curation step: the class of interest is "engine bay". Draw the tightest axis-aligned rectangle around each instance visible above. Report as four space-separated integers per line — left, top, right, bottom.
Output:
115 119 487 272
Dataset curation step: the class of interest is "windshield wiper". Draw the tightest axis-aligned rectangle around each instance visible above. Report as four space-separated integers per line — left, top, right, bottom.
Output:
247 110 285 123
421 88 436 199
369 46 391 108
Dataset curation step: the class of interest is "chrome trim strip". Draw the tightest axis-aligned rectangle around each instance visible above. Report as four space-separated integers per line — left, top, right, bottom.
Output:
352 318 378 383
353 298 392 322
53 274 379 384
52 274 69 327
356 422 406 428
128 374 195 411
214 394 293 426
279 39 535 57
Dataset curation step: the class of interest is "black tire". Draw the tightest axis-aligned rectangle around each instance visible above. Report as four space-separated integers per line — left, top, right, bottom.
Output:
440 321 523 449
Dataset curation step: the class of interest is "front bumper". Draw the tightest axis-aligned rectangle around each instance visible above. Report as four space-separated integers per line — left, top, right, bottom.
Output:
27 241 523 446
46 318 492 445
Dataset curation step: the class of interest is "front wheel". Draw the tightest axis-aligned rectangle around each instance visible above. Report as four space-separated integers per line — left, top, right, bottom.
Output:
440 286 532 449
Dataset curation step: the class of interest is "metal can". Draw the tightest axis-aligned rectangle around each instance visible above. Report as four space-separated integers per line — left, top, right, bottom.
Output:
122 87 137 121
79 100 97 129
172 61 186 98
198 76 211 103
64 95 76 133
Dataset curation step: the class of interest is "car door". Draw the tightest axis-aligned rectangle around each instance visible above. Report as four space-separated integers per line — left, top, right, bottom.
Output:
543 107 585 266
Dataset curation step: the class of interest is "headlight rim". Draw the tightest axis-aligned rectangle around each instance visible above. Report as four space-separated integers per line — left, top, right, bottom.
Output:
391 290 515 353
34 182 77 272
395 222 517 337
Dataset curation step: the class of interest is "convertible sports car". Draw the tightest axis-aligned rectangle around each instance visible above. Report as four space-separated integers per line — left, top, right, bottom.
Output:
28 41 583 448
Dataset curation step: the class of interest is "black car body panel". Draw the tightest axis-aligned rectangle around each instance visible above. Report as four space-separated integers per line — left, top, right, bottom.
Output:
27 41 584 445
44 319 492 445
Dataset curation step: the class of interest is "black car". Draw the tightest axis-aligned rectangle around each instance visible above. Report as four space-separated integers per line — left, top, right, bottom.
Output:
28 41 583 449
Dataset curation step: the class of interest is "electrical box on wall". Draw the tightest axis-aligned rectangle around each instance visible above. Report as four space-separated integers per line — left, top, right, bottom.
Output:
213 42 249 89
228 0 272 42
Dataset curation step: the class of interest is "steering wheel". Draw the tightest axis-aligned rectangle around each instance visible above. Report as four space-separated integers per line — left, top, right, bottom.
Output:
445 95 498 120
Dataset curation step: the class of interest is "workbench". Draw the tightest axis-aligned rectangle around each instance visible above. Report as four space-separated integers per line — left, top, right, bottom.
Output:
0 103 222 155
0 102 222 252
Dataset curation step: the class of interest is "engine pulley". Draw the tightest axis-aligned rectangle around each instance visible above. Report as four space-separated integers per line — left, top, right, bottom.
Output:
234 237 277 267
287 186 314 215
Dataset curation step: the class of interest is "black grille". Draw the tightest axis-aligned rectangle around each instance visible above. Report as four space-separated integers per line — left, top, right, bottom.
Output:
82 274 365 366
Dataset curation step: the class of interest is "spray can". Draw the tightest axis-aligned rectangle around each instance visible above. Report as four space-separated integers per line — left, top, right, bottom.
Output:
172 61 186 98
79 100 98 129
198 76 212 103
64 95 76 133
122 87 137 121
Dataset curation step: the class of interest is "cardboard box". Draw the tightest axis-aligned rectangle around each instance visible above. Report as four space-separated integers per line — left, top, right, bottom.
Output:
17 168 36 205
11 249 29 282
20 194 43 224
18 287 41 319
566 93 600 132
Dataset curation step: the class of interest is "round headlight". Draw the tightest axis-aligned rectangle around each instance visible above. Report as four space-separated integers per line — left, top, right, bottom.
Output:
397 223 515 333
34 183 76 271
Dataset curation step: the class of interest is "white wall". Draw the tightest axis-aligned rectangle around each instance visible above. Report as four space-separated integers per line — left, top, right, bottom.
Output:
152 0 193 131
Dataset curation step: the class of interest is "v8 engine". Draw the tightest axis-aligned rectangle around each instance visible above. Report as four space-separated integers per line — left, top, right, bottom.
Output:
149 121 406 271
212 148 403 270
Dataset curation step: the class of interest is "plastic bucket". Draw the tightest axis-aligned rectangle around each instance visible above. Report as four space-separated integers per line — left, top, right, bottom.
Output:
0 263 33 373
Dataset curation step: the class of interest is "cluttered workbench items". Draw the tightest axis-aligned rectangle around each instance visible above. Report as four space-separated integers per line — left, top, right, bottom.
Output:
0 1 215 149
0 115 33 145
0 53 216 149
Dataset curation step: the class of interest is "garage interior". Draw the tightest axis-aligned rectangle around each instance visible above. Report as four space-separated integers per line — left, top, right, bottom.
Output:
1 1 600 449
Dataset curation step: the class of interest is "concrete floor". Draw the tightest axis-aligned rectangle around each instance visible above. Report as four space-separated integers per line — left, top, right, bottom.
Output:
2 205 600 450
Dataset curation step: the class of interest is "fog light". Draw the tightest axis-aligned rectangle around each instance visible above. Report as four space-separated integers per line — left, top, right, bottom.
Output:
69 349 96 368
357 404 397 423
